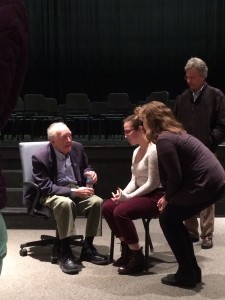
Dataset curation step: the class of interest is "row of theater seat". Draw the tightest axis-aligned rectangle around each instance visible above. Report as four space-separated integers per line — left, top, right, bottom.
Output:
1 91 172 141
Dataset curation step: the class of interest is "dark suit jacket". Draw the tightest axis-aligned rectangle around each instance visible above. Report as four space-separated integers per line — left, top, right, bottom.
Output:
32 142 93 198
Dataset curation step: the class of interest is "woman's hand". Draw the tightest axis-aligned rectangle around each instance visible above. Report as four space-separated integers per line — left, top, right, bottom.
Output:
111 187 126 203
157 195 168 212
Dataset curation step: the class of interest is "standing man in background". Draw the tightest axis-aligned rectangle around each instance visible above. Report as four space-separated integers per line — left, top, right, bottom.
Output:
174 57 225 249
0 0 28 273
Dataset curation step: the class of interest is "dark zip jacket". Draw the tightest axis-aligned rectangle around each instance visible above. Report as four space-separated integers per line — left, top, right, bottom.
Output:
174 83 225 153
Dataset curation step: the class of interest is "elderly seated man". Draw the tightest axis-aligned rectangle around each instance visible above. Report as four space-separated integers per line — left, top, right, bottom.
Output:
32 122 108 274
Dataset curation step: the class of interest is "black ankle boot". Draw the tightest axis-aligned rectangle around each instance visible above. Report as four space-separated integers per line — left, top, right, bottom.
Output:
113 242 130 267
192 257 202 283
118 247 144 275
195 266 202 283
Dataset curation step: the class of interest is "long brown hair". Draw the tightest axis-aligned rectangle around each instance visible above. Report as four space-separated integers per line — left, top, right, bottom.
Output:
139 101 184 142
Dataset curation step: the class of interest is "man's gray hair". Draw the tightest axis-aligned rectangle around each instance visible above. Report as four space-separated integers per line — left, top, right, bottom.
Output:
47 122 69 140
185 57 208 78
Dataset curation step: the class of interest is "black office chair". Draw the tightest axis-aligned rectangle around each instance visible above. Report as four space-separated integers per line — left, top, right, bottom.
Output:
109 216 158 271
19 141 84 263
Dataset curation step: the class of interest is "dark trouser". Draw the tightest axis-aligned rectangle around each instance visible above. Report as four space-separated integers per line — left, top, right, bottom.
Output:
159 200 218 272
102 191 163 245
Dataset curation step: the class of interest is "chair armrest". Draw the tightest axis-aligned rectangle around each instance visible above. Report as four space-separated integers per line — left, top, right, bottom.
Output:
23 181 52 218
23 181 41 215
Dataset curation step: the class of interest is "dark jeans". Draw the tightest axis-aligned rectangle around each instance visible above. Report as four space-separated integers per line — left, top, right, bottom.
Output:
102 191 163 244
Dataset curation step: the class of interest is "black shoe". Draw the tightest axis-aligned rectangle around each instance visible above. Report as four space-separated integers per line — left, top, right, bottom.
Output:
80 246 108 265
201 237 213 249
191 236 200 243
189 232 199 243
161 273 197 288
59 255 79 274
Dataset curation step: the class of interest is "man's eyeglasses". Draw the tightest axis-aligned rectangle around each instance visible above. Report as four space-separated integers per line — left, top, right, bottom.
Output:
184 75 200 81
124 129 134 135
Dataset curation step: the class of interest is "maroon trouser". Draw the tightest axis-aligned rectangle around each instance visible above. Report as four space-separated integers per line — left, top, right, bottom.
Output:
102 191 163 245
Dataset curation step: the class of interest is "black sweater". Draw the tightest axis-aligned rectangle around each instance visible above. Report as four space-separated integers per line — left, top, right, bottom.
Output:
157 132 225 206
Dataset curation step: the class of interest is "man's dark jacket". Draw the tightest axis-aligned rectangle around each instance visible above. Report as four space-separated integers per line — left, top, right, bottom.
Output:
174 83 225 153
32 142 93 201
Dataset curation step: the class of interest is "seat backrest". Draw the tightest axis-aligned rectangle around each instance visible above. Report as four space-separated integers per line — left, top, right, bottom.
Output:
19 141 49 209
137 100 147 106
168 99 175 110
106 93 130 113
19 141 49 183
89 101 107 115
44 98 58 115
146 91 170 104
66 93 90 114
14 97 24 113
57 104 66 118
23 94 46 115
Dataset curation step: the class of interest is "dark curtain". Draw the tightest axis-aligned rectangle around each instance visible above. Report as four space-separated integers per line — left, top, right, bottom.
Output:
23 0 225 103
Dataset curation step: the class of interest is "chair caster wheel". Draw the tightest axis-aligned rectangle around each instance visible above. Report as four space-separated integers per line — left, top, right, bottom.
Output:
51 256 58 264
20 248 27 256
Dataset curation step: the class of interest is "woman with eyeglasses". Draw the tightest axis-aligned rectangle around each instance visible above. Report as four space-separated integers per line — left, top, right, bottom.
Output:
102 107 164 275
139 101 225 288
